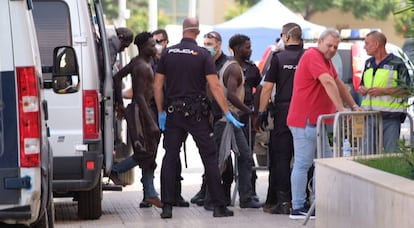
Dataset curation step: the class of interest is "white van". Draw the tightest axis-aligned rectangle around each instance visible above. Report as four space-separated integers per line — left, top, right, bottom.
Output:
32 0 115 219
0 0 54 227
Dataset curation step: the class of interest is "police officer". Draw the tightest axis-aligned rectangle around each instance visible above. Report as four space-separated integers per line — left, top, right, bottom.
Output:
154 17 242 219
258 23 304 214
359 31 410 153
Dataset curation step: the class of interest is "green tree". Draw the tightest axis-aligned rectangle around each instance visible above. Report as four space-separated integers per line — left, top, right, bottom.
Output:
393 1 414 38
280 0 399 20
236 0 260 6
224 1 252 20
101 0 119 19
101 0 171 34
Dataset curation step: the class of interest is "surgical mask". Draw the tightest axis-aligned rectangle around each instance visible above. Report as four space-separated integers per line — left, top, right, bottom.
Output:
277 39 285 50
205 45 216 56
155 44 163 54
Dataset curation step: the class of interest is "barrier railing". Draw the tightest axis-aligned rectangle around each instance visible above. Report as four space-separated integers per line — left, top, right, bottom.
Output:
305 111 414 225
316 111 384 159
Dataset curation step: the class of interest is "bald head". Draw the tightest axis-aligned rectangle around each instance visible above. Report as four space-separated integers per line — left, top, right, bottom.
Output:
182 17 200 38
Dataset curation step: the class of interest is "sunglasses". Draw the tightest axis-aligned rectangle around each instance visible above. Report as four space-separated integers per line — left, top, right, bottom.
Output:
155 38 165 44
204 33 220 41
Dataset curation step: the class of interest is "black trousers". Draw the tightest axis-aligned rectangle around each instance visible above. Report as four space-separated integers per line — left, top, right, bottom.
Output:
265 103 293 205
161 111 225 206
239 113 258 190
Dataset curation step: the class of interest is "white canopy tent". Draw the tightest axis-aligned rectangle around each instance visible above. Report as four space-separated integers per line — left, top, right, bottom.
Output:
214 0 326 61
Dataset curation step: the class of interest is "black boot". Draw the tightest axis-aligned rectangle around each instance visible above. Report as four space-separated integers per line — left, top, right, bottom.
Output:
191 178 206 206
203 189 214 211
270 191 291 214
160 204 173 219
173 195 190 207
213 206 234 217
173 178 190 207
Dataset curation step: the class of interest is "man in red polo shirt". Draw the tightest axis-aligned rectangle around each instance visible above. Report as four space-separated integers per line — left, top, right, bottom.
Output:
287 29 362 220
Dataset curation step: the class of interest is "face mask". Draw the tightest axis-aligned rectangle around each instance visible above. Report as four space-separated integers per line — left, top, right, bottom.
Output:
205 45 216 56
277 39 285 50
155 44 163 54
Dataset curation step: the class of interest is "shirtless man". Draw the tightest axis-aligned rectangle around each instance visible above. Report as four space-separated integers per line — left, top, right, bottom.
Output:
111 32 162 208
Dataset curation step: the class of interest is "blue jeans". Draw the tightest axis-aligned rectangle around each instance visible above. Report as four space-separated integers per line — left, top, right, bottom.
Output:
289 123 332 210
112 156 158 198
214 121 255 202
365 117 401 153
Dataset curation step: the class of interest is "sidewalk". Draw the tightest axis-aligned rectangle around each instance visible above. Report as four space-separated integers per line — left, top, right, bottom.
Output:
55 136 315 228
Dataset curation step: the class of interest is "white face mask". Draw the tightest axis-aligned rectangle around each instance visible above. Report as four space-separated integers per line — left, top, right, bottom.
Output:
277 39 285 50
205 45 216 56
155 44 163 54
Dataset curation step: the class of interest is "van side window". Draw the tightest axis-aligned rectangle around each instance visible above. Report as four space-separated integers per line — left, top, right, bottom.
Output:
33 1 72 81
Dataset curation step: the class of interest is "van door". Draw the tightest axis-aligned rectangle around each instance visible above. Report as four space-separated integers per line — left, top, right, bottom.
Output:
32 1 83 159
0 62 20 205
94 0 114 173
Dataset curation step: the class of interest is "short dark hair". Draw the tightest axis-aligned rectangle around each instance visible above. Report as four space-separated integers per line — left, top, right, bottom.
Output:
367 31 387 45
282 23 302 40
116 27 133 44
204 31 222 42
152 29 169 42
134 32 152 49
229 34 250 51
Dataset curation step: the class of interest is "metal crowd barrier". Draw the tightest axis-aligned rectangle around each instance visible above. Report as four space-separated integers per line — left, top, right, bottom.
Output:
305 111 388 225
316 111 386 159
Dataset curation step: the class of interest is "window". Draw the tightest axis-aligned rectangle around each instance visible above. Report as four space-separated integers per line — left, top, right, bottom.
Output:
32 0 72 80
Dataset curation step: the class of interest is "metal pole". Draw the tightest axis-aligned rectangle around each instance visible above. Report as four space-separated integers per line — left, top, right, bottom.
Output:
149 0 158 32
117 0 129 27
188 0 197 17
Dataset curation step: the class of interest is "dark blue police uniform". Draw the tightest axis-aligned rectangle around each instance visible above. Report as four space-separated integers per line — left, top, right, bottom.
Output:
264 44 304 207
157 38 226 206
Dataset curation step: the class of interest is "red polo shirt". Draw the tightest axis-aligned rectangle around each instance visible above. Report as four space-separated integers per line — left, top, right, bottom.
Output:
287 47 338 128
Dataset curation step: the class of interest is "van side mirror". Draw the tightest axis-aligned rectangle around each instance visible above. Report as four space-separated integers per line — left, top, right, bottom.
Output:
52 46 80 94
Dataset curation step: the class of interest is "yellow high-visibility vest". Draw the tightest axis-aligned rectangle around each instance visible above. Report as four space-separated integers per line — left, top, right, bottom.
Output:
361 67 406 112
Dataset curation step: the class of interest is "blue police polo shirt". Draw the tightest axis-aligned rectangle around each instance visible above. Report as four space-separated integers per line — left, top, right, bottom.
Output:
157 38 216 100
265 44 304 103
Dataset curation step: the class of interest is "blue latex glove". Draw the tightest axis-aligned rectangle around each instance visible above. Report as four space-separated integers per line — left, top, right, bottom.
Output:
224 112 244 128
158 111 166 131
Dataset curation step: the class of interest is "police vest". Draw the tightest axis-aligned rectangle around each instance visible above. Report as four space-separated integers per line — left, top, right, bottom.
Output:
273 47 304 103
361 66 406 112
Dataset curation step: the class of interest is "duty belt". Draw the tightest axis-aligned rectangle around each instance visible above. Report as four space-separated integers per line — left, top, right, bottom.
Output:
167 95 210 121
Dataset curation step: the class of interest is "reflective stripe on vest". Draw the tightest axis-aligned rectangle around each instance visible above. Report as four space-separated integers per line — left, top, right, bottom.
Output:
361 68 406 112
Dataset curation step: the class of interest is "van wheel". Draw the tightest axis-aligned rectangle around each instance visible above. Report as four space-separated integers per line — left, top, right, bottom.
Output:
78 176 102 219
